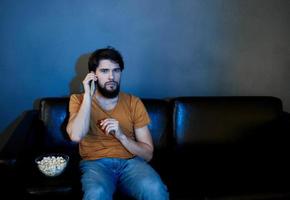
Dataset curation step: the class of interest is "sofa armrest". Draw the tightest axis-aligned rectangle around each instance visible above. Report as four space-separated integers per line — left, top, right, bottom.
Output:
0 110 39 160
0 110 42 197
0 158 21 197
271 111 290 145
281 111 290 130
276 111 290 146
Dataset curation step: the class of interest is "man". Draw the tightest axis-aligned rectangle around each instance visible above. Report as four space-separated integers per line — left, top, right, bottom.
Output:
66 47 169 200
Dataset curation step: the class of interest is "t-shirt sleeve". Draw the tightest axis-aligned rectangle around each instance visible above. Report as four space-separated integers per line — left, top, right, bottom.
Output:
69 94 83 115
132 97 151 128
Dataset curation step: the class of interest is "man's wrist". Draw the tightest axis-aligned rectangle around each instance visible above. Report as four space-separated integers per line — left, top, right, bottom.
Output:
83 92 91 99
83 93 92 103
115 131 127 142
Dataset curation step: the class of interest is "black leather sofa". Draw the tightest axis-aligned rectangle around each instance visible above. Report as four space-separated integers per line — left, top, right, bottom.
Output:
1 96 290 200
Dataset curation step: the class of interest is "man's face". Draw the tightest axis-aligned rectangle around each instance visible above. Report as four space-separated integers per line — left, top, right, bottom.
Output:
95 59 122 98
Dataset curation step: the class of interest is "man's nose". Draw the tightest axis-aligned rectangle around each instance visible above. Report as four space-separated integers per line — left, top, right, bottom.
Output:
108 71 114 80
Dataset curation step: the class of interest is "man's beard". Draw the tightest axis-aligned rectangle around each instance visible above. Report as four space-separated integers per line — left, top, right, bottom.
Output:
96 80 120 98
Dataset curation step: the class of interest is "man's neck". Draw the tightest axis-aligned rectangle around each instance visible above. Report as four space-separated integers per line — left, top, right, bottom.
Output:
95 91 119 111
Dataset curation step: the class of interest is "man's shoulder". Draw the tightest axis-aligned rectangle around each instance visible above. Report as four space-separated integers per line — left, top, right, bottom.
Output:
120 92 141 103
69 93 84 103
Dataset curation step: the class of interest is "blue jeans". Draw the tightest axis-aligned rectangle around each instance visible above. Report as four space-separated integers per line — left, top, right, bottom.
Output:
80 157 169 200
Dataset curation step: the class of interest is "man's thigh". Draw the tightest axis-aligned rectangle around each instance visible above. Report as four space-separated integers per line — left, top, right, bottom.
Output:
80 159 117 198
118 157 169 199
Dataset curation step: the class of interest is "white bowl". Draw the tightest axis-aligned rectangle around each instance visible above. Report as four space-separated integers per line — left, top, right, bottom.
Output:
35 153 69 177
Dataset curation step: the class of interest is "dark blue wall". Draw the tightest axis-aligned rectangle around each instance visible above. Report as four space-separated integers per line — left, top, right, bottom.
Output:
1 0 290 140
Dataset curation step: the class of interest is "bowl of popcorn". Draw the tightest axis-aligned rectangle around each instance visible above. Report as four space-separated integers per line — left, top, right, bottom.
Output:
35 153 69 177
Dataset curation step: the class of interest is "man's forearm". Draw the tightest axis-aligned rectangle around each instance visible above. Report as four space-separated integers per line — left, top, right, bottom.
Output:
69 94 91 141
116 134 153 161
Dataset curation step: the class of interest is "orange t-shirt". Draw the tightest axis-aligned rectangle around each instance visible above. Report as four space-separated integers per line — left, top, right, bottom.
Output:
68 92 151 160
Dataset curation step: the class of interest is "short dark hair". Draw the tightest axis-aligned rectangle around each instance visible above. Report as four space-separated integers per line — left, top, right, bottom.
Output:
88 46 124 72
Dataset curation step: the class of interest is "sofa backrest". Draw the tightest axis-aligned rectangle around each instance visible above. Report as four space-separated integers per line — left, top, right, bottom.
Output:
40 97 77 154
39 97 173 153
39 96 284 153
142 99 173 149
173 96 283 146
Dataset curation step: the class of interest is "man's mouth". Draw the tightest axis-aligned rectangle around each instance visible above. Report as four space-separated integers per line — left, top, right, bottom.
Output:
105 82 117 89
105 81 117 86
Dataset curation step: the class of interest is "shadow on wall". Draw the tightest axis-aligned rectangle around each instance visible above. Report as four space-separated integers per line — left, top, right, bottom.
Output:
0 52 93 150
31 53 92 112
69 53 91 95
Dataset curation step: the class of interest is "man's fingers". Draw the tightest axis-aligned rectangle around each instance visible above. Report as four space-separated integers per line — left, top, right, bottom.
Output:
84 73 97 84
99 119 118 135
103 123 115 131
105 124 116 135
100 119 117 126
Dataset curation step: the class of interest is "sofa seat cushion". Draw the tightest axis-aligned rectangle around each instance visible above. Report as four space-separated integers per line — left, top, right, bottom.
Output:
168 144 290 199
26 183 72 196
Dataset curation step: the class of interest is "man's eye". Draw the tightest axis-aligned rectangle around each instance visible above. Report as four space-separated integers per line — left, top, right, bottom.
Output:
100 69 109 73
114 68 121 73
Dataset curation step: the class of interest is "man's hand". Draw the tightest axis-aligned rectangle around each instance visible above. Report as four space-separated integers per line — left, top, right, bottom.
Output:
99 118 125 139
82 72 97 96
100 118 154 161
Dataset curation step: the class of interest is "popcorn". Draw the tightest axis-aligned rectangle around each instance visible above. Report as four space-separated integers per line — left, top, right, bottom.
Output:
36 155 68 177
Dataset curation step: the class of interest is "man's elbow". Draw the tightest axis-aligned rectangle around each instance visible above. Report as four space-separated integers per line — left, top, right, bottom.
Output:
66 127 81 142
146 154 153 162
69 133 81 142
145 148 154 162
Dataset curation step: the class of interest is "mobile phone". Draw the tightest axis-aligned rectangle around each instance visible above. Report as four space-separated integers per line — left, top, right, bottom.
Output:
90 80 95 96
90 72 96 96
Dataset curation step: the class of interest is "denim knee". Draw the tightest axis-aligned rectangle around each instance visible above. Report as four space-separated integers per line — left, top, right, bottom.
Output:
136 177 169 200
83 185 112 200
